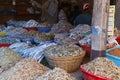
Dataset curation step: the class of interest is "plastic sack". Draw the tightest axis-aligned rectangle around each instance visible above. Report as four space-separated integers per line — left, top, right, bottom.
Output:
9 42 32 53
18 42 57 62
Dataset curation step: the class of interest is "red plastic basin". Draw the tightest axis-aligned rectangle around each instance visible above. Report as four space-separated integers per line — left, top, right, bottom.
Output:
0 44 11 47
80 45 91 56
116 36 120 44
80 65 112 80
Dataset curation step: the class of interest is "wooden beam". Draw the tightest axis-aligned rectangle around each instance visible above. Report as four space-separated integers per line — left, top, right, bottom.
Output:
91 0 110 60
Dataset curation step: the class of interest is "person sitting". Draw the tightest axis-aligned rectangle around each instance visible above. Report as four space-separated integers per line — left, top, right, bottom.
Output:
74 2 92 26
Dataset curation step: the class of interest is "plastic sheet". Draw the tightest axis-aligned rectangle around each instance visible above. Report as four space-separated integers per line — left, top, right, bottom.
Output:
16 42 57 62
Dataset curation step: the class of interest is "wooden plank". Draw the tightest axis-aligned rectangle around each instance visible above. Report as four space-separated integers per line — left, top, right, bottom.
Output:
91 0 110 60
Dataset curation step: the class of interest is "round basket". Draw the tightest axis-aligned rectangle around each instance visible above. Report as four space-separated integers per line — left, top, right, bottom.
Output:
45 52 85 73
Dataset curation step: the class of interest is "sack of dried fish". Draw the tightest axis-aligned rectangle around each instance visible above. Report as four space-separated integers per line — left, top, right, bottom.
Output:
9 42 32 53
59 37 80 44
82 57 120 80
51 20 73 34
6 28 28 37
54 33 78 44
35 67 75 80
0 47 22 72
0 59 49 80
44 44 85 72
24 30 54 42
54 32 69 41
24 30 40 37
35 33 54 42
38 21 52 27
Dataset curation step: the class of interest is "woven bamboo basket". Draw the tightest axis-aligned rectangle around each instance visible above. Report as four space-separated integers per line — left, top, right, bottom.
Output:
45 52 85 73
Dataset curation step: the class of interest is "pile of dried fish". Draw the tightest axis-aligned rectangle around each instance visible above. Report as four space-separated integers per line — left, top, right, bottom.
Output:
44 44 85 57
0 47 22 71
25 30 40 38
38 21 52 27
7 28 28 37
35 67 75 80
69 24 91 40
84 57 120 80
79 34 91 46
0 59 48 80
54 33 78 44
25 30 53 41
51 21 73 34
54 32 69 41
35 33 54 41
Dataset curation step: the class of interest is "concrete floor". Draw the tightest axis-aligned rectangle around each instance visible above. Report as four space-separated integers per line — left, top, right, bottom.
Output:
70 70 83 80
70 56 90 80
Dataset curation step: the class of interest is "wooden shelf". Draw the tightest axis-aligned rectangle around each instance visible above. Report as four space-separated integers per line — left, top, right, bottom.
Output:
0 0 41 24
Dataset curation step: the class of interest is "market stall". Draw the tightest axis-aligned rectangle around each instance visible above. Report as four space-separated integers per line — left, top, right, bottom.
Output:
0 0 119 80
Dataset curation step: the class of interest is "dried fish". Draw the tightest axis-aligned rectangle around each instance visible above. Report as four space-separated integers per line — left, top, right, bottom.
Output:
44 44 85 57
35 67 75 80
0 47 22 71
84 57 120 80
69 24 91 40
0 59 48 80
51 20 73 34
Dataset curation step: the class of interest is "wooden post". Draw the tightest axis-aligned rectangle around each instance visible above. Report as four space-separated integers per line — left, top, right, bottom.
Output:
91 0 110 60
115 0 120 29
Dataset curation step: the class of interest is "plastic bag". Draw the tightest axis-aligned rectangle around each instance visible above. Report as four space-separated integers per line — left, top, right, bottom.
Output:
18 42 57 62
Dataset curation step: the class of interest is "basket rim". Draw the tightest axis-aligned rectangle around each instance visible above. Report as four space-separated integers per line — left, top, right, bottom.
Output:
44 51 86 59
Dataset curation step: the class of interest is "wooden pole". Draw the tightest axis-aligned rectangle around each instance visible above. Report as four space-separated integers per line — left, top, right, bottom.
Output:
91 0 110 60
115 0 120 29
